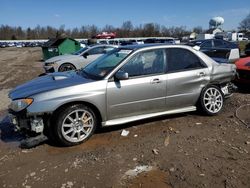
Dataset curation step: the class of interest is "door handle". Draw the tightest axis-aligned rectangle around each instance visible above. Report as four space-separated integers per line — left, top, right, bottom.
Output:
150 78 161 84
198 72 206 77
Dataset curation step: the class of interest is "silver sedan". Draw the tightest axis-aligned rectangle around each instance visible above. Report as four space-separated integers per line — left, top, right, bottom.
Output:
9 44 236 146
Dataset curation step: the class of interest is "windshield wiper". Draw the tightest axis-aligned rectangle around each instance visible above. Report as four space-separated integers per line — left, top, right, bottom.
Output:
81 69 103 80
76 69 89 78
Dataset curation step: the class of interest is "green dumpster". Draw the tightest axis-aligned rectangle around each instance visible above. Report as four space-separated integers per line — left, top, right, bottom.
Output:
42 38 81 60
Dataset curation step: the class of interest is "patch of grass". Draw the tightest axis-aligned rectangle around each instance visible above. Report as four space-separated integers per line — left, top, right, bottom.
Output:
238 41 249 53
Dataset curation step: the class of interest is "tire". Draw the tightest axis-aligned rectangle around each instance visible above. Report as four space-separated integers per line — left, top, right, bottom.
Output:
53 104 97 146
199 85 224 116
225 52 230 59
58 63 76 72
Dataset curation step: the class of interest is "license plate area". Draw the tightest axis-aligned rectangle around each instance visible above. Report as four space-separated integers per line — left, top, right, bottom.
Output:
221 85 229 95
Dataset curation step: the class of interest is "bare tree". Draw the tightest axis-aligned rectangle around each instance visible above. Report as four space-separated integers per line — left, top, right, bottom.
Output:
238 13 250 31
121 21 134 37
193 26 203 34
102 24 115 32
0 21 193 40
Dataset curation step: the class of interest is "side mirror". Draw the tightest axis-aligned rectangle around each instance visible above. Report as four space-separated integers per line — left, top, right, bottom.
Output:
83 52 89 59
115 71 129 80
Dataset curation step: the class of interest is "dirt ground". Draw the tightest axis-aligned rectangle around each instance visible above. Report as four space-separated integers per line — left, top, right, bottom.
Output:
0 47 249 188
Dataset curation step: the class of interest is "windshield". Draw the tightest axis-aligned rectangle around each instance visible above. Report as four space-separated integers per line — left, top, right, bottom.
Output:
82 48 132 79
73 47 88 55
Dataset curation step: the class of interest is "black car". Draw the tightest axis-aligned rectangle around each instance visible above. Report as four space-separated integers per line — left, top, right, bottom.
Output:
144 38 175 44
187 39 239 60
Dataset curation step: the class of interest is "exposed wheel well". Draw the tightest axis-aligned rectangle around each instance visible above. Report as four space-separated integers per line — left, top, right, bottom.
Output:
52 101 102 125
201 83 222 92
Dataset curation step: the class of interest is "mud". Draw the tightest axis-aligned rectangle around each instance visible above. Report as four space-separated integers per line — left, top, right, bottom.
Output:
0 47 249 188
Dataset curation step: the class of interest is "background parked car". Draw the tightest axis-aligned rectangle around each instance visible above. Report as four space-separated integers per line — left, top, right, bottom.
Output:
187 39 239 63
43 44 117 72
0 42 7 48
144 38 175 44
234 56 250 85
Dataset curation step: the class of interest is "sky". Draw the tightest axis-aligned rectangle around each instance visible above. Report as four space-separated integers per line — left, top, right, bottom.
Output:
0 0 249 31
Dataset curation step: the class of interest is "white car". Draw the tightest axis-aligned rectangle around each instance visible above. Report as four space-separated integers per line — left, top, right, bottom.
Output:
43 45 117 72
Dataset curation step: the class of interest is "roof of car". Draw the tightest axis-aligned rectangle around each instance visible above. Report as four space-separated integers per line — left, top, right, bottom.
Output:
89 44 118 48
119 43 173 50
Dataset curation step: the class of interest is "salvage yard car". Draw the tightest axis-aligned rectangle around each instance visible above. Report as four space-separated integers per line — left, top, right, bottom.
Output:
187 39 239 63
234 56 250 85
9 44 236 146
43 44 117 73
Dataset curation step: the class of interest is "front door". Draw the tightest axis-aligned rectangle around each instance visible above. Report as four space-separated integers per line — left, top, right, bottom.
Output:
106 49 167 120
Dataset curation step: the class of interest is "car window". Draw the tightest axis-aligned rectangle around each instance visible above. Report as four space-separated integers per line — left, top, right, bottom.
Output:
214 40 224 47
200 41 212 48
120 49 165 77
167 48 206 72
83 49 131 79
74 47 88 55
105 46 116 52
87 47 105 55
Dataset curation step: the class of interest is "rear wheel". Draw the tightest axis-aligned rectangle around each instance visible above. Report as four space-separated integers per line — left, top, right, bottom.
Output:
58 63 76 72
199 86 224 115
53 104 97 146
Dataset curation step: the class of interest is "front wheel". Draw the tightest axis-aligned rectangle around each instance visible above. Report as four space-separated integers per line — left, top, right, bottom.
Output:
53 104 97 146
199 86 224 115
58 63 76 72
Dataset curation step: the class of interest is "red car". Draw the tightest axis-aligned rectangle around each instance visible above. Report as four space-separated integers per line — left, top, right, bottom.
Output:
95 32 116 39
235 57 250 84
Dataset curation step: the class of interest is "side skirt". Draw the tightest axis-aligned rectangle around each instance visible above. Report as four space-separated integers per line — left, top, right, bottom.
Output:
102 106 196 127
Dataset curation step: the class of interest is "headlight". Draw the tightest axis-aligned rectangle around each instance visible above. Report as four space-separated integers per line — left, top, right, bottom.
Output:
45 60 60 66
9 98 33 112
45 62 55 66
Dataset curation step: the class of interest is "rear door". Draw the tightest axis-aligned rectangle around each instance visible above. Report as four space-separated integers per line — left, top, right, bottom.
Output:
166 48 210 110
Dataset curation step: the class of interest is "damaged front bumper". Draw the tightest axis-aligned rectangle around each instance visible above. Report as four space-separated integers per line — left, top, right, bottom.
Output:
8 110 49 148
8 110 45 134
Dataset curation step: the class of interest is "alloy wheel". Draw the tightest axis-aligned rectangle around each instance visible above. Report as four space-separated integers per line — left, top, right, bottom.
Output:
61 109 94 143
203 87 223 114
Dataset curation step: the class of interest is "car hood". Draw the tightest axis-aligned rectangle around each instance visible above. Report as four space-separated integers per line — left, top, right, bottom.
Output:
9 71 94 100
45 54 78 63
235 57 250 70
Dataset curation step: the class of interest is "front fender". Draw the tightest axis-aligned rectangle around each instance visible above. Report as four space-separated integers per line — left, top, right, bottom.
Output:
26 80 108 121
